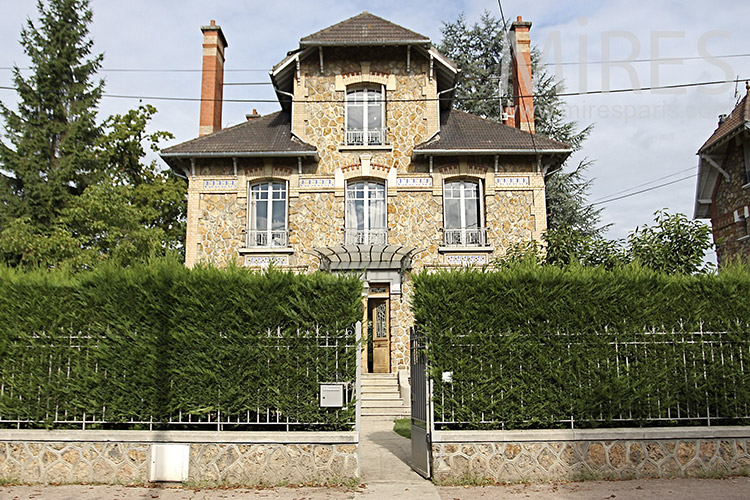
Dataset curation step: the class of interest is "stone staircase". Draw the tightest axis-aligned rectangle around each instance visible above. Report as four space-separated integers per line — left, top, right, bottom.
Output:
360 372 410 418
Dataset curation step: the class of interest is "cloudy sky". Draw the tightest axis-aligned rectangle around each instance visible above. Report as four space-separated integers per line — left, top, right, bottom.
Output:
2 0 749 263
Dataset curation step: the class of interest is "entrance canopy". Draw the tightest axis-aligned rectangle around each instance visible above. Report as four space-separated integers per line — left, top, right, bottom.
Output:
311 244 419 272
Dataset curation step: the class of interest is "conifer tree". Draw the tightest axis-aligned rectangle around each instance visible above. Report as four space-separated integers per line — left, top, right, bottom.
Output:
439 12 603 238
0 0 103 264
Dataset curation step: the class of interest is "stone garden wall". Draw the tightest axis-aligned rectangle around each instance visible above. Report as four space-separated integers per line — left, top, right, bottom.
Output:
431 427 750 483
0 431 358 486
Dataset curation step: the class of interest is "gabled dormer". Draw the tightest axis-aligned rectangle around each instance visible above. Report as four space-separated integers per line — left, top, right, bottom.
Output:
269 12 459 156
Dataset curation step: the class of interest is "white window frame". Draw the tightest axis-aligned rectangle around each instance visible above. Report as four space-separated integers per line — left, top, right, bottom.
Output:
247 180 288 247
345 85 386 146
345 180 388 244
442 179 486 247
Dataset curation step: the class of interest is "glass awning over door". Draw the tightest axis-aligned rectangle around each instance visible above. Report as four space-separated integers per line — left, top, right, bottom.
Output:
311 244 419 272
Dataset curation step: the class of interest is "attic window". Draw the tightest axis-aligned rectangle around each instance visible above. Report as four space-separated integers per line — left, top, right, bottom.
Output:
345 85 385 146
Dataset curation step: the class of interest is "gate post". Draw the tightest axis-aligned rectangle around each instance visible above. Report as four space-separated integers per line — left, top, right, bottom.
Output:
410 326 431 478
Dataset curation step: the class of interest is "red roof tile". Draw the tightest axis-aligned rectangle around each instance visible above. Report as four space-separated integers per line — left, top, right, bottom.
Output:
699 92 750 153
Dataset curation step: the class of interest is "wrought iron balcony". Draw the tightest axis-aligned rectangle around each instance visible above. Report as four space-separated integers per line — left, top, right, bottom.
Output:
345 228 388 245
442 227 488 247
345 128 385 146
246 230 288 248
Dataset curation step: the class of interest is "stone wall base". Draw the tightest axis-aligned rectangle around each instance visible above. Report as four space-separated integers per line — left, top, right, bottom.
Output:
0 431 358 485
431 427 750 483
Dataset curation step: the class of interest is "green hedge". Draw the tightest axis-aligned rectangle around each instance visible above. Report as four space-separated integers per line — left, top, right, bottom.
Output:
413 264 750 429
0 260 361 430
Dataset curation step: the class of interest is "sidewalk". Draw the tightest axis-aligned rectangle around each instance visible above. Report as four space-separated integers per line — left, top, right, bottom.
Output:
1 418 748 500
3 477 750 500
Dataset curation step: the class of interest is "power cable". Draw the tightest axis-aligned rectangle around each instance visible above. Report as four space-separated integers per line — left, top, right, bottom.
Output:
2 75 748 103
1 77 747 103
3 52 749 73
592 165 698 202
592 174 698 206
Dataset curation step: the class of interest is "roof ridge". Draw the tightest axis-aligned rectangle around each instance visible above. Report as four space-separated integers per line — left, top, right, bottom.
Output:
299 11 429 45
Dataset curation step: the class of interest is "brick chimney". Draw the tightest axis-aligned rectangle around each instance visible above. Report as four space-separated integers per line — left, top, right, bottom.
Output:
199 20 228 136
509 16 534 133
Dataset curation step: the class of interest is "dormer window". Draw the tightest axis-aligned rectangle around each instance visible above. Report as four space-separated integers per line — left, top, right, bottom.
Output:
346 86 385 146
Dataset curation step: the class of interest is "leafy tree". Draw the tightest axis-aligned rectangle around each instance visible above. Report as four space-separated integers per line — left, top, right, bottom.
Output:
61 105 186 268
496 211 714 275
626 210 713 275
0 1 186 269
439 12 601 237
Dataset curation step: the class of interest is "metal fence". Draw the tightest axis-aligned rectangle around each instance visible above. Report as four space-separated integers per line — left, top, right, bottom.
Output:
432 327 750 429
0 324 358 431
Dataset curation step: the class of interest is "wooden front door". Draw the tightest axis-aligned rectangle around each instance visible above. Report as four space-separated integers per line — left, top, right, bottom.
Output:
367 284 390 373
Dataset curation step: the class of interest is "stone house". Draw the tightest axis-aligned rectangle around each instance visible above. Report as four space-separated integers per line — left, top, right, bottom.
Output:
695 83 750 265
161 12 571 378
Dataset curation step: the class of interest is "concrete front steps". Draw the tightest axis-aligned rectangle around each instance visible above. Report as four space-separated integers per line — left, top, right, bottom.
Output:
361 372 410 418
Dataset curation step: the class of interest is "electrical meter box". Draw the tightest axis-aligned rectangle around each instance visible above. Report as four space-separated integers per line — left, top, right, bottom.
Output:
319 383 346 408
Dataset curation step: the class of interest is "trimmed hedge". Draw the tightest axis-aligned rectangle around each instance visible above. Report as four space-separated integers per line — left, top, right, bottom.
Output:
0 260 361 430
413 264 750 429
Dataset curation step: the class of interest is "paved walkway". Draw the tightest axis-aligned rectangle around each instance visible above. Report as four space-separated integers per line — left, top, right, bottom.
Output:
355 416 440 499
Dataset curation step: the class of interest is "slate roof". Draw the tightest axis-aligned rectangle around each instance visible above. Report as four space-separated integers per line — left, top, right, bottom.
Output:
160 112 316 157
414 109 571 154
300 11 430 46
699 90 750 153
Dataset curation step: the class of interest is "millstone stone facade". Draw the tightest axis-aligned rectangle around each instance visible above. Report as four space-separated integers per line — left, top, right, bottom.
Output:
161 13 571 377
0 434 358 485
432 431 750 483
695 83 750 264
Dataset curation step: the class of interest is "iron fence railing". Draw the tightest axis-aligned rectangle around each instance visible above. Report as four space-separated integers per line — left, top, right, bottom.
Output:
246 229 288 248
346 128 385 146
430 327 750 429
344 228 388 245
0 324 357 431
442 227 488 247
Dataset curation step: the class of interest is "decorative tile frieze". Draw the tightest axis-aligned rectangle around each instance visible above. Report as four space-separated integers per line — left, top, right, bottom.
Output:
202 179 237 191
444 254 488 266
495 176 530 187
245 255 289 268
299 178 335 190
397 177 433 188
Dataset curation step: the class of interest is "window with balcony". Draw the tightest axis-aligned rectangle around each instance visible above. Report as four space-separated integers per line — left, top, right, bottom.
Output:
346 86 385 146
443 180 487 247
345 181 387 244
247 181 288 247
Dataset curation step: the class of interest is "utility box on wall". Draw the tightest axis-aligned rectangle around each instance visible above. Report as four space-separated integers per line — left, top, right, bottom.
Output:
319 383 346 408
150 444 190 482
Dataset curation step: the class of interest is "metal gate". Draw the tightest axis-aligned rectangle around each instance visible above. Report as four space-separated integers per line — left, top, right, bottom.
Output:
410 326 431 478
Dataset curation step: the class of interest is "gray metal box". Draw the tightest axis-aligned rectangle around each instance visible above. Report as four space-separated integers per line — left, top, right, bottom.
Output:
319 383 346 408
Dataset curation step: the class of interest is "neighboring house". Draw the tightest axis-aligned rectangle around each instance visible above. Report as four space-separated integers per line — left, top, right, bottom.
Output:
695 83 750 265
161 12 571 376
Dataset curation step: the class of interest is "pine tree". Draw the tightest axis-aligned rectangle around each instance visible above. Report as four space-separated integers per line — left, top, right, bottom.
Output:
0 0 103 263
439 12 603 237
